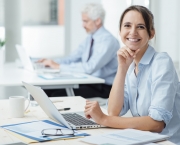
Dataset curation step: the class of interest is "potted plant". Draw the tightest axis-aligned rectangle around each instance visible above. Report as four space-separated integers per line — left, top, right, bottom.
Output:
0 39 5 48
0 38 5 67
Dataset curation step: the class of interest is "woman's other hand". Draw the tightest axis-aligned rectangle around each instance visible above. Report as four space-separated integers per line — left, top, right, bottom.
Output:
84 100 107 125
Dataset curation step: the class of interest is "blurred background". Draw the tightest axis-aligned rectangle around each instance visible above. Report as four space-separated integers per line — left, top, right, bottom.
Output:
0 0 180 99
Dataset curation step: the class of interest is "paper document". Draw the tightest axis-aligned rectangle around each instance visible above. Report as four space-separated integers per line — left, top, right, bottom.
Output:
38 72 87 80
1 120 89 142
80 129 169 145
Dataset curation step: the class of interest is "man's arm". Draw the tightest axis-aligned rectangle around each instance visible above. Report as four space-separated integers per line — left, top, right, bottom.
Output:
55 40 86 64
60 36 120 73
38 38 87 68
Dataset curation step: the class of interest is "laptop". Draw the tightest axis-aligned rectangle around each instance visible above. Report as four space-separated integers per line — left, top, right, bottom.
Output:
22 81 102 129
16 44 60 73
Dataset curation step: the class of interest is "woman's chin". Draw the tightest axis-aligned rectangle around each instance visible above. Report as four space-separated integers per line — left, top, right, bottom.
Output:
129 47 138 51
125 44 138 51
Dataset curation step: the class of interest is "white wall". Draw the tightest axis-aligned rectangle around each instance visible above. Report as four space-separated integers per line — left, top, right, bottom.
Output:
150 0 179 64
0 0 4 25
0 27 5 39
22 26 64 58
65 0 128 53
22 0 51 24
132 0 149 7
65 0 101 54
101 0 127 46
0 86 27 100
4 0 22 62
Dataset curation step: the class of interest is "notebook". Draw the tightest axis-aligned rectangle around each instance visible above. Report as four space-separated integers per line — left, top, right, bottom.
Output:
16 44 60 73
22 81 102 130
81 129 169 145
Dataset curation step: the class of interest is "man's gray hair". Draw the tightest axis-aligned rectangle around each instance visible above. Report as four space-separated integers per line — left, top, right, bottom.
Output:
81 3 105 24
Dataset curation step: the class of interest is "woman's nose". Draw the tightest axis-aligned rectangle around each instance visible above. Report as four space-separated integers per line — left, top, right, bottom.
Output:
129 27 137 35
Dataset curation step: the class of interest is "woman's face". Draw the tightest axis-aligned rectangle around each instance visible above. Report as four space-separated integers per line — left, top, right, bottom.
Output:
120 10 152 51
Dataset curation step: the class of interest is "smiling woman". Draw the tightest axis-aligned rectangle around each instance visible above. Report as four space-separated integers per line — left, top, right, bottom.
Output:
84 5 180 144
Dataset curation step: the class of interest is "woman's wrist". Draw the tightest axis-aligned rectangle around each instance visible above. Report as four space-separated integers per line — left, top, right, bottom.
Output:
117 65 128 75
100 114 109 126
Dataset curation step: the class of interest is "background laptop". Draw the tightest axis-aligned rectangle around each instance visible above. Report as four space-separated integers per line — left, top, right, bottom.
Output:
22 81 101 129
16 44 60 73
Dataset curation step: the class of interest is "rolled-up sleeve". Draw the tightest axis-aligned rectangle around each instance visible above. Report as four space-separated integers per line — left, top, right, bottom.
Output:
149 106 173 125
148 53 178 125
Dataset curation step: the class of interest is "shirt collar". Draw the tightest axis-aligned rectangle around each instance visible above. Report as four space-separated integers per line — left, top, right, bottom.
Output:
128 45 156 73
91 26 105 40
139 45 156 65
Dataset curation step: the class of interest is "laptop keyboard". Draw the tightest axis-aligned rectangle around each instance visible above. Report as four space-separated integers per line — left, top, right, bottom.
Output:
62 113 98 126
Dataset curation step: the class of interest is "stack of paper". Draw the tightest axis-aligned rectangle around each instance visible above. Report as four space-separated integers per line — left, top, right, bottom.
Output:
38 72 87 80
80 129 169 145
1 120 89 144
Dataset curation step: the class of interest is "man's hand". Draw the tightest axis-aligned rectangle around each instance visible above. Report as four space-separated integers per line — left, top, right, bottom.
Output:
38 59 60 69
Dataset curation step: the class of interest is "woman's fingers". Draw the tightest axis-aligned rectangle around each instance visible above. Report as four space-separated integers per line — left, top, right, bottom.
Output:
85 100 97 109
126 48 135 57
134 49 140 55
84 100 99 119
122 49 131 58
85 100 97 105
126 48 140 58
117 50 127 59
117 47 133 59
84 109 92 119
84 106 93 119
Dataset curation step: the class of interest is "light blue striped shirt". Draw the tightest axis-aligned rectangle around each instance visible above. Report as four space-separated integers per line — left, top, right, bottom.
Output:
119 45 180 144
55 26 120 85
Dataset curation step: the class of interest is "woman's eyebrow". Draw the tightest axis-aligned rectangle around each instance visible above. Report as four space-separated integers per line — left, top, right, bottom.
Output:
123 22 131 25
123 22 145 26
137 23 146 26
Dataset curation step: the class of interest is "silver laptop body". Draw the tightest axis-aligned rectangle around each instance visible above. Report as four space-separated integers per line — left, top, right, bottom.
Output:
16 44 60 73
22 81 101 129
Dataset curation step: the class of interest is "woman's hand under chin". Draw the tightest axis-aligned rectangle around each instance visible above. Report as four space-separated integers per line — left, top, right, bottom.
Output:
117 46 140 70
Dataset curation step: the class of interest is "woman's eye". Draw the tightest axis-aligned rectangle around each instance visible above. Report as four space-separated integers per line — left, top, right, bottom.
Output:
124 24 130 27
138 25 145 29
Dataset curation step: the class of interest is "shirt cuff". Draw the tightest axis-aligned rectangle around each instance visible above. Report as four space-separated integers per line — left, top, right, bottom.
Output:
148 106 173 125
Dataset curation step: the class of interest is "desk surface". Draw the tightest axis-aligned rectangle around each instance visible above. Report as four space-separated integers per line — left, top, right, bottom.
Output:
0 97 175 145
0 63 105 87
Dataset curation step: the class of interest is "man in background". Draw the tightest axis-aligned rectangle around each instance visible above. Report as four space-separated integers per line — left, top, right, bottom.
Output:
39 3 120 98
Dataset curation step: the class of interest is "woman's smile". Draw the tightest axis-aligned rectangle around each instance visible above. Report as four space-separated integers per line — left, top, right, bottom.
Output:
127 38 141 42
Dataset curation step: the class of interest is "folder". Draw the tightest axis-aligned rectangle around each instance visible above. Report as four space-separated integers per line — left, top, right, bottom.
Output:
1 120 89 144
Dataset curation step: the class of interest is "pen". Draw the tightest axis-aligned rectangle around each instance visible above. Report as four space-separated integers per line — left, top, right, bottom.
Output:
58 108 71 111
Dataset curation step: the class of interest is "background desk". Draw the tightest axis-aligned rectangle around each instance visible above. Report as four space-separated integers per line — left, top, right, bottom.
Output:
0 63 105 96
0 97 175 145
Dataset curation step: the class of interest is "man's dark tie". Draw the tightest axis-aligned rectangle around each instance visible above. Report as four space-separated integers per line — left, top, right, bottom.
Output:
87 38 94 61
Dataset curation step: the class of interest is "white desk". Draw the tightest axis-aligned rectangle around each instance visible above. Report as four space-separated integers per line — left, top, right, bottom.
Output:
0 97 174 145
0 63 105 96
